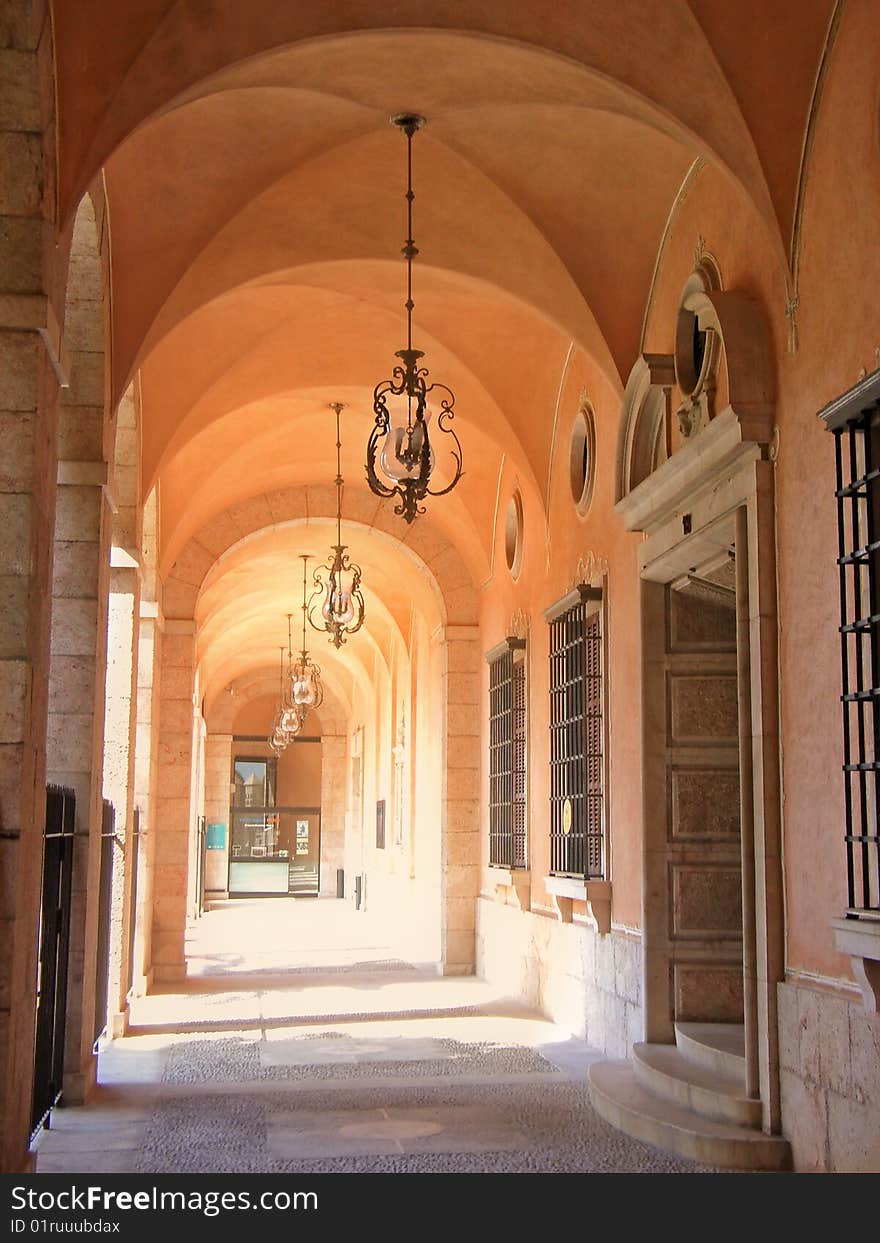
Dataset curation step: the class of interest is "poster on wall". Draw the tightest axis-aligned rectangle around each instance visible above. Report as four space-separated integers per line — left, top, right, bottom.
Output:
206 822 226 850
296 819 309 856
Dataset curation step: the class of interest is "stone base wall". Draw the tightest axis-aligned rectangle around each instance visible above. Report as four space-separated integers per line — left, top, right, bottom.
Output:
319 735 346 897
778 976 880 1172
477 897 642 1056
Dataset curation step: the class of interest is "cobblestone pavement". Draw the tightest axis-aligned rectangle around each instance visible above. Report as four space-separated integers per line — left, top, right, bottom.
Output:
32 899 721 1175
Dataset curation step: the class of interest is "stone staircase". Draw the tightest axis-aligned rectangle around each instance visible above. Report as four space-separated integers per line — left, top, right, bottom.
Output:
588 1023 792 1170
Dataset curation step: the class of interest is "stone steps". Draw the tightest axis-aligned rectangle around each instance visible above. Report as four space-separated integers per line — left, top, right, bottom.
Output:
632 1042 761 1127
674 1022 746 1078
588 1022 791 1171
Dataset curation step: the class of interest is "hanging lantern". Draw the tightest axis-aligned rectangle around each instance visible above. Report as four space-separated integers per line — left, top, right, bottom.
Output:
289 556 324 710
365 115 463 523
309 402 366 648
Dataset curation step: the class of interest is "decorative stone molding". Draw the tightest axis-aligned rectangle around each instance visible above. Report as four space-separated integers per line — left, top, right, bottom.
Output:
673 257 723 442
615 354 675 502
544 875 612 933
508 608 530 640
831 918 880 1014
618 276 773 518
565 552 608 597
617 405 767 538
544 581 603 625
488 867 531 911
484 635 526 664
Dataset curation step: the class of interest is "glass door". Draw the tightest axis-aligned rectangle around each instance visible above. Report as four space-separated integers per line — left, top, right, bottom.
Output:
277 809 321 895
228 757 321 895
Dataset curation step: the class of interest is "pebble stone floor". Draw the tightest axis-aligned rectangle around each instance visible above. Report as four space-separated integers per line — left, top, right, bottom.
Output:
32 898 721 1175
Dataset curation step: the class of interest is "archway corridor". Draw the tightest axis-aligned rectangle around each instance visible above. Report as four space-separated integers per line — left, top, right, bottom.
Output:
31 898 719 1175
1 0 879 1180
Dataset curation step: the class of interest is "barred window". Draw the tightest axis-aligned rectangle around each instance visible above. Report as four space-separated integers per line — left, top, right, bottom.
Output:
821 374 880 918
487 637 528 869
545 585 605 880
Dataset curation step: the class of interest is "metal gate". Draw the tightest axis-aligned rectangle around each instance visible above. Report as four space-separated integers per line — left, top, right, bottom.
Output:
31 785 76 1139
93 800 116 1045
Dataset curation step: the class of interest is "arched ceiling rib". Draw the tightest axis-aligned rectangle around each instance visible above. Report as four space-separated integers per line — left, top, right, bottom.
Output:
48 3 838 718
107 117 627 396
193 521 437 707
55 4 816 249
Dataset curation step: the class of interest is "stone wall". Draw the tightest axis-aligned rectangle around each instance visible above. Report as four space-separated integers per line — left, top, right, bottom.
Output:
477 897 642 1055
203 734 231 894
319 734 346 896
778 977 880 1172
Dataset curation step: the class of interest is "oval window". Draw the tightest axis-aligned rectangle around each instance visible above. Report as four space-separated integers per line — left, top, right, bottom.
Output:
570 404 597 515
504 490 524 578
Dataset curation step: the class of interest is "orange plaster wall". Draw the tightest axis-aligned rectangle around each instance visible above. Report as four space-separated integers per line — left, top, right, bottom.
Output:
479 345 644 928
773 1 880 979
640 0 880 981
229 693 323 807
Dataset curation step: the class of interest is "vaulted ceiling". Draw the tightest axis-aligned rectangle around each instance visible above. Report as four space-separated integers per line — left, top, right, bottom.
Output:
50 0 837 690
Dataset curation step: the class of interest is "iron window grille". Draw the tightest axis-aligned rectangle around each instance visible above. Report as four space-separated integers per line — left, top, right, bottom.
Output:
821 371 880 919
486 637 528 869
545 585 606 880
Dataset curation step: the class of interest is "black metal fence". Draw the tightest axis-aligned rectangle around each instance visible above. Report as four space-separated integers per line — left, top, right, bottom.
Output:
31 785 75 1139
93 799 116 1046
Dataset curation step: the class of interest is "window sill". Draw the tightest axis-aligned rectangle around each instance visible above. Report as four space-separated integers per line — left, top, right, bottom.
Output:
832 915 880 1013
488 866 531 910
544 875 611 934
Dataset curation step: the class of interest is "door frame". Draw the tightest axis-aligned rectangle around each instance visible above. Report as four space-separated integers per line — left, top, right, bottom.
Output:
620 409 783 1133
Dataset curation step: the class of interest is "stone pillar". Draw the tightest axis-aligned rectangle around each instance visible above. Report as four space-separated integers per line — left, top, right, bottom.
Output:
131 604 161 997
47 451 112 1103
438 625 481 975
203 733 232 897
319 734 346 895
150 622 196 982
101 562 139 1035
0 0 64 1174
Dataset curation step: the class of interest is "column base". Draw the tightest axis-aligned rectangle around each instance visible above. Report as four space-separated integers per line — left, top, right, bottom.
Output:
61 1054 98 1106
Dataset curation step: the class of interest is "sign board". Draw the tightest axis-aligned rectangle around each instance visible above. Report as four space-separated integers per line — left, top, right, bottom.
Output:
206 822 226 850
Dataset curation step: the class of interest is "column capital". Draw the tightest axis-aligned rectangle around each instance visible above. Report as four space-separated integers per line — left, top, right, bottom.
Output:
57 460 107 487
0 293 70 385
164 619 196 635
431 624 480 644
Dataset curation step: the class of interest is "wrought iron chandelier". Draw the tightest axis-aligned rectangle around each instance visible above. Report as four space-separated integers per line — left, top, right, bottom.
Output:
365 114 463 523
309 402 366 648
268 644 302 755
290 556 324 712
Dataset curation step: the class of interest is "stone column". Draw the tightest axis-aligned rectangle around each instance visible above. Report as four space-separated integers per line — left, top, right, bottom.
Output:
131 604 162 997
319 734 347 895
438 625 481 975
203 733 232 897
0 0 63 1173
47 451 112 1103
101 561 139 1035
150 622 196 982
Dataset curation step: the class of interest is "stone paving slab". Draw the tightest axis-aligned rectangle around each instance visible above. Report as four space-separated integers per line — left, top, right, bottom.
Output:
267 1104 525 1159
136 1080 721 1174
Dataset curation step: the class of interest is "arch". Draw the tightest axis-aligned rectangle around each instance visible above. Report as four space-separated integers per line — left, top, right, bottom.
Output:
206 668 347 737
164 487 479 631
617 279 775 508
55 10 802 266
